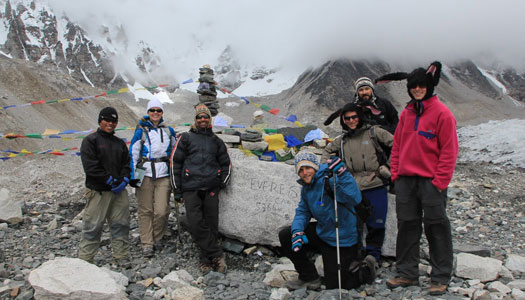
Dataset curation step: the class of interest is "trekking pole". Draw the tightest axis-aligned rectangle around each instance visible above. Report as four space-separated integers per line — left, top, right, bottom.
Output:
331 173 343 300
173 192 183 244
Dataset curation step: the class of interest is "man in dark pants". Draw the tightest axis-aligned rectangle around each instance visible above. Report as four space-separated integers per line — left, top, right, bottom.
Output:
79 107 132 268
169 104 231 274
376 61 458 296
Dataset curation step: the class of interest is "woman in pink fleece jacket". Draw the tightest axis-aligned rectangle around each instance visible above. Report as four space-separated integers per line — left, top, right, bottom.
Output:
374 61 458 296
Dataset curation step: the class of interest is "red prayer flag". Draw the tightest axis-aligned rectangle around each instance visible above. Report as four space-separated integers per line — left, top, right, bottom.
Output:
269 108 280 115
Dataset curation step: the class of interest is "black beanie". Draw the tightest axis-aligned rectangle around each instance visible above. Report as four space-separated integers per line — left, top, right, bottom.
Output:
339 103 365 131
98 107 118 123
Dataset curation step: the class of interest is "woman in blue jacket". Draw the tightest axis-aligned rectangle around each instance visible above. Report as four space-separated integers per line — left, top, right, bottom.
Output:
129 99 176 257
279 150 376 290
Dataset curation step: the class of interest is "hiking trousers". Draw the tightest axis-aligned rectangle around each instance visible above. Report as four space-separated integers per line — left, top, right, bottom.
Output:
394 176 453 284
184 188 223 263
363 186 388 260
78 189 130 262
279 223 362 290
136 176 171 248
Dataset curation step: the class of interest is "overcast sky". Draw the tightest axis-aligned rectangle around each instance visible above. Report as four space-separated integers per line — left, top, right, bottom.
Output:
48 0 525 73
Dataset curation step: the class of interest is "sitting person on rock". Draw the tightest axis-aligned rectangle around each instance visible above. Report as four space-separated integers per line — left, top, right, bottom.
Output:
278 150 376 290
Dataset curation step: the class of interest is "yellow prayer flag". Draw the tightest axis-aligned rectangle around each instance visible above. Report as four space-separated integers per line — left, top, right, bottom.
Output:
294 121 304 127
57 99 70 103
118 88 129 93
264 134 287 151
43 129 60 136
20 149 31 154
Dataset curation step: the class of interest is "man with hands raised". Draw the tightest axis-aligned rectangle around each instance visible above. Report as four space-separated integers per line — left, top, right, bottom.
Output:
79 107 132 268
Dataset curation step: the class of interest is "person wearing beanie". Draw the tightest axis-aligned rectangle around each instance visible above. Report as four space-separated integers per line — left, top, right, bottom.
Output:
79 107 132 268
321 103 393 263
324 76 399 134
169 104 231 274
129 99 177 257
278 149 377 291
375 62 458 296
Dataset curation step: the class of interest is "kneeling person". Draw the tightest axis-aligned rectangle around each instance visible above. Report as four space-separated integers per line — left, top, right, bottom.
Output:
278 150 376 290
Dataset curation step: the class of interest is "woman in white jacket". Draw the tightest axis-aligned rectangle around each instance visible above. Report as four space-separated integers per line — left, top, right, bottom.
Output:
129 99 176 257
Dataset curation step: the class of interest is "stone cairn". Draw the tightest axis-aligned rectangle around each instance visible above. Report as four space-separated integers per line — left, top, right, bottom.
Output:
196 64 220 116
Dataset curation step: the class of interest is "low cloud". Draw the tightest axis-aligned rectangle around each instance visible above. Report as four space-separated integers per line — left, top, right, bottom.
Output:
48 0 525 75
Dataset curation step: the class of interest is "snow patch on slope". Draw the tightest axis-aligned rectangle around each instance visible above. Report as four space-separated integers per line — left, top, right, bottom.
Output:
458 119 525 168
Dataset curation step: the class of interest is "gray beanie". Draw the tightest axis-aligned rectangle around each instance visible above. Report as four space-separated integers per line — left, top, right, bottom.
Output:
354 77 374 91
294 150 320 175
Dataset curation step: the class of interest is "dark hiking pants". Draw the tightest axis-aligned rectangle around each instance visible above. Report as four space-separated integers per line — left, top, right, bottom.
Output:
363 186 388 260
184 188 223 263
279 223 362 290
395 176 453 284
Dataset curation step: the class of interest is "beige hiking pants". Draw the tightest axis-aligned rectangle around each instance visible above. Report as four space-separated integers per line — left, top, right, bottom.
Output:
136 176 171 247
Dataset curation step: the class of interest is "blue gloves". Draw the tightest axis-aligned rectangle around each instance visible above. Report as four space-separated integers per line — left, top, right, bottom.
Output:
291 230 309 252
328 156 346 175
111 177 129 194
106 175 115 186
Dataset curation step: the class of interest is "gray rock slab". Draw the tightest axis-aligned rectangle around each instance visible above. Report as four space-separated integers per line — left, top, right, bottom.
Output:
454 243 491 257
0 188 23 224
216 134 240 144
220 149 301 246
455 252 502 282
241 140 268 151
381 193 397 258
505 254 525 273
28 257 127 299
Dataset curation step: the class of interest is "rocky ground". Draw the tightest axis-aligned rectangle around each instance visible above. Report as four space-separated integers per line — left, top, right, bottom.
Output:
0 144 524 299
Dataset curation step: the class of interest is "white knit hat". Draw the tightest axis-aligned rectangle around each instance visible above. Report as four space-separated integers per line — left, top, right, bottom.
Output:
147 99 163 112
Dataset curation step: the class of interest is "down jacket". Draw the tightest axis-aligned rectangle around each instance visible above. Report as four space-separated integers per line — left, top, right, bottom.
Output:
291 165 362 247
80 128 131 191
322 124 393 191
169 126 231 191
129 116 176 180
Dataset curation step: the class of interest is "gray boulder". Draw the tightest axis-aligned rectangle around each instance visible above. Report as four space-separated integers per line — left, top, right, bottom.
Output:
28 257 127 300
220 149 301 246
455 252 502 282
0 188 23 224
505 254 525 273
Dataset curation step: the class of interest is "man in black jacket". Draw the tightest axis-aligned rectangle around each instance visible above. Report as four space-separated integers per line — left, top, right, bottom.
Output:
324 77 399 135
353 77 399 134
79 107 132 268
170 104 231 274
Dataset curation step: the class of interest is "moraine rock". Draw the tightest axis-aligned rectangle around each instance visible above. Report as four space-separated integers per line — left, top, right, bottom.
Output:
160 270 193 289
455 253 502 282
0 188 24 224
171 285 204 300
505 254 525 273
28 257 127 299
487 281 511 294
269 287 291 300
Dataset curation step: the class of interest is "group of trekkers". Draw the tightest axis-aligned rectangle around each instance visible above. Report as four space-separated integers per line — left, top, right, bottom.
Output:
77 61 458 296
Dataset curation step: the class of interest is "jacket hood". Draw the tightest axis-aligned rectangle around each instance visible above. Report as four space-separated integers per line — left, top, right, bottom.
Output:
339 103 366 131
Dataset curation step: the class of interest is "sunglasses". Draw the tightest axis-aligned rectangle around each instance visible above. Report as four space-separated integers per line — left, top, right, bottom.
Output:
343 115 359 121
148 109 163 113
102 118 118 123
196 115 210 120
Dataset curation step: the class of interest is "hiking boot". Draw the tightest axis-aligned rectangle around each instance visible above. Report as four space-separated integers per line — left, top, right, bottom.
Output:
154 240 164 252
143 245 154 258
429 282 447 295
285 277 322 290
113 257 131 269
360 255 377 285
212 254 227 273
386 277 419 289
200 262 213 275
